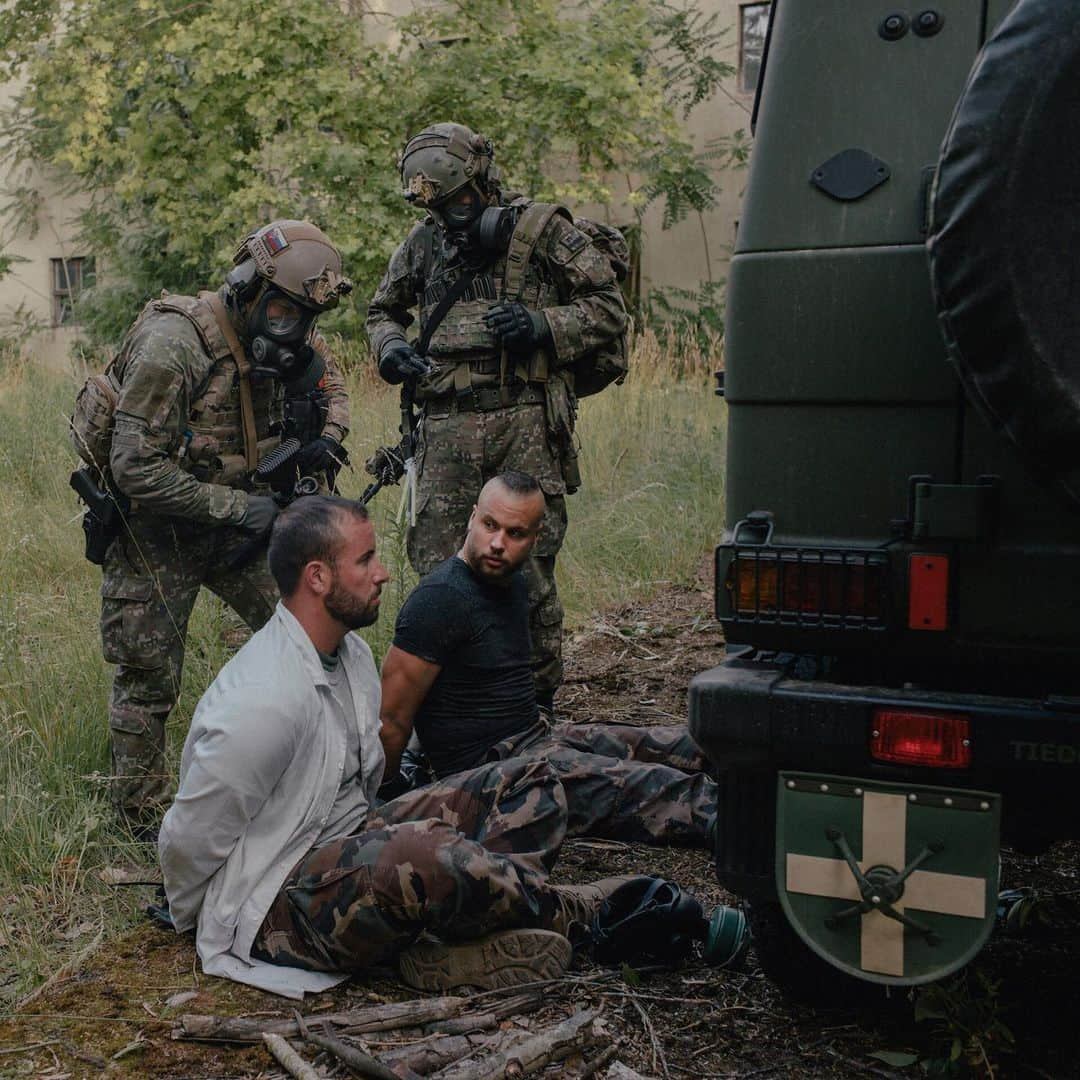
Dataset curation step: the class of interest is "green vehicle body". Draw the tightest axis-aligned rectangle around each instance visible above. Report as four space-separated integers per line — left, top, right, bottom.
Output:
688 0 1080 988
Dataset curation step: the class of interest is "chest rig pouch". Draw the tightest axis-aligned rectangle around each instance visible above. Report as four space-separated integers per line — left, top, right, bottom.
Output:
154 292 280 487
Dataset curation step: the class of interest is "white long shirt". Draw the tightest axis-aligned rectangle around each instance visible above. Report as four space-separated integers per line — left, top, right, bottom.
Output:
158 601 385 999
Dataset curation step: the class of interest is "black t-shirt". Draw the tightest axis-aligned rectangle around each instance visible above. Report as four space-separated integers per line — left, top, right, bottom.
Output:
393 555 538 777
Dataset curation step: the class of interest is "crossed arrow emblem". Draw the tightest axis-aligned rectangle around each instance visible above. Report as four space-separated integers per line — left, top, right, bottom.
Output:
786 790 987 977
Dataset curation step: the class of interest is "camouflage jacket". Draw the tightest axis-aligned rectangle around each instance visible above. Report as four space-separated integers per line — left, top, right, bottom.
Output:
110 291 350 526
366 204 627 402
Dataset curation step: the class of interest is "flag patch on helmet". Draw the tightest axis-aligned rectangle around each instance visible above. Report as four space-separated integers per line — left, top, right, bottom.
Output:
262 226 290 255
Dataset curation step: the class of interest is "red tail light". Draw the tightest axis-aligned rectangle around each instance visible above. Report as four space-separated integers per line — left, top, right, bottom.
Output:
870 709 971 768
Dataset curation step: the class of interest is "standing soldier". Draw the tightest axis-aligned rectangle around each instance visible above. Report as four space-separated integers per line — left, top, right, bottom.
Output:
75 220 353 832
366 122 628 713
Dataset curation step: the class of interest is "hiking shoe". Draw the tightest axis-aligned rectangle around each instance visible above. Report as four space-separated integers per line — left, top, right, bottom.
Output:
397 928 571 991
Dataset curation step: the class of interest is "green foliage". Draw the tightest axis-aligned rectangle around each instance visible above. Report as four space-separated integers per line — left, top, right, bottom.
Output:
914 967 1016 1077
646 278 727 345
0 0 735 346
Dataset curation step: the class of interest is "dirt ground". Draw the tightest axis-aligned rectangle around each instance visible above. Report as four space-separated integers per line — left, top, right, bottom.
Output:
2 577 1079 1078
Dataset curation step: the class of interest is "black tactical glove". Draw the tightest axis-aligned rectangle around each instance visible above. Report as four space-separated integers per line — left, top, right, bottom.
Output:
293 435 348 474
240 494 281 534
378 342 431 385
484 301 550 350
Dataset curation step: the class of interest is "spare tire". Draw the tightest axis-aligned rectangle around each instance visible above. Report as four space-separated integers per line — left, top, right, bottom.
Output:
928 0 1080 506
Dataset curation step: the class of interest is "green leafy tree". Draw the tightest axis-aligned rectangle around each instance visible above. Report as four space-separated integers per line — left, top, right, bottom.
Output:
1 0 734 345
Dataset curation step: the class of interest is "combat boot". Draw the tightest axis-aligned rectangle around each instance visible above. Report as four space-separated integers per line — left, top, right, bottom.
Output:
398 928 571 992
549 876 641 945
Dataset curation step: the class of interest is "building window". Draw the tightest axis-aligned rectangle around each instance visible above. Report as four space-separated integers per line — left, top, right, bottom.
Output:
739 3 771 94
51 256 95 326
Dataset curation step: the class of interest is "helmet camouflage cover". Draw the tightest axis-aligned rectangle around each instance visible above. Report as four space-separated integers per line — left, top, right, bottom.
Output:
399 122 497 208
232 220 353 312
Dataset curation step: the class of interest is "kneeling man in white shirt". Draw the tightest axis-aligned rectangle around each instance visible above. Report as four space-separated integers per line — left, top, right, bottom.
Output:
159 495 591 999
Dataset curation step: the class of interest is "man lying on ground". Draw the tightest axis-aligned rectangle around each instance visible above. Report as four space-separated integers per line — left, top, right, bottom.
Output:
157 495 627 998
379 471 717 847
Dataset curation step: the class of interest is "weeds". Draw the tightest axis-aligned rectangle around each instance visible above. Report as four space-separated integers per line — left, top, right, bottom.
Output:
914 967 1017 1076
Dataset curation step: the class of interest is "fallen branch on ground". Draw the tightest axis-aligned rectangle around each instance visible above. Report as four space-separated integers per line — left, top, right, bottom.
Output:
382 1029 527 1076
294 1010 417 1080
174 995 470 1042
263 1032 320 1080
423 992 539 1035
430 1007 605 1080
566 1044 619 1079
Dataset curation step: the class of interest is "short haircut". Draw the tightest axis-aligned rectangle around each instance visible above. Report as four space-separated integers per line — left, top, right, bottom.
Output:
492 470 541 497
267 495 369 597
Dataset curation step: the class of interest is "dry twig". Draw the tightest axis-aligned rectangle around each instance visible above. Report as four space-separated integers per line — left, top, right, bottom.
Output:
629 994 670 1080
431 1008 604 1080
567 1043 619 1078
263 1032 321 1080
294 1009 415 1080
174 996 470 1043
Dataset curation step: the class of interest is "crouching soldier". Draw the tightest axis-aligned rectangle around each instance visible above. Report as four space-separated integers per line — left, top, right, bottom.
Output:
71 221 353 832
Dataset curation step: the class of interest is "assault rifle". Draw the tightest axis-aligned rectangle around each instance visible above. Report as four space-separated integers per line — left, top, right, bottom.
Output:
70 468 131 565
256 387 345 492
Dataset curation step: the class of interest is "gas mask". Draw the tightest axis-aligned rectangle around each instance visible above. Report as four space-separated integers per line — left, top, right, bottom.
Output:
444 203 519 262
431 182 489 238
246 287 325 391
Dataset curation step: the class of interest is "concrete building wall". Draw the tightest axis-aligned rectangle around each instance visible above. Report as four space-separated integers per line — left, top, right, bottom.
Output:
0 77 91 370
638 0 759 304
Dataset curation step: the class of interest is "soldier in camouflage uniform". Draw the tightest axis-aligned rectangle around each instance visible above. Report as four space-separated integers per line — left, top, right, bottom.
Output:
366 122 628 711
97 220 353 825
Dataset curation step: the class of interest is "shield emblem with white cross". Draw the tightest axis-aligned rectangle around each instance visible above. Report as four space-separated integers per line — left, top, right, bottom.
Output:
776 773 1000 985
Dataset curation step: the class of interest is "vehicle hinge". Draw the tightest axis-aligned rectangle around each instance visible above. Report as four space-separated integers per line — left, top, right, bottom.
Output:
894 475 1001 542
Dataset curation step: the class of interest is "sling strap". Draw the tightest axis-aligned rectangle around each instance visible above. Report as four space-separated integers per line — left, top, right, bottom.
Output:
502 201 573 300
415 262 484 358
201 291 258 471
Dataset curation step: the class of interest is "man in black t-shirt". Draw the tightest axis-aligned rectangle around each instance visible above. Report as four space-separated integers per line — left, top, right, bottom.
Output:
380 472 717 846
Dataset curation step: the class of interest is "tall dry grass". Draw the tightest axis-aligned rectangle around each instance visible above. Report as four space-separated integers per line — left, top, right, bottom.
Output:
0 329 724 1001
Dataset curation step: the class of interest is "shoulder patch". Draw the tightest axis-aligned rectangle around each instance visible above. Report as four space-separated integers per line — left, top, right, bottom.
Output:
551 225 589 265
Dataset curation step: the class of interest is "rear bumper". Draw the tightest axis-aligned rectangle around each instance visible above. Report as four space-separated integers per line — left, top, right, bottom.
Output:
689 653 1080 898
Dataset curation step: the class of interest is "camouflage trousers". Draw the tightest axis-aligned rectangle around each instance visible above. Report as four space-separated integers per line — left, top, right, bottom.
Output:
251 758 567 973
490 721 716 847
408 399 568 703
100 512 277 816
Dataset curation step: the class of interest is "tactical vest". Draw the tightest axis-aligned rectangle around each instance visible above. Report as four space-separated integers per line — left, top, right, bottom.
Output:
126 292 281 487
415 206 563 400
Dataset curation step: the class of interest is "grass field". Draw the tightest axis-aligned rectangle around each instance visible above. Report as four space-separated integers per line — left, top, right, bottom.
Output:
0 337 725 1003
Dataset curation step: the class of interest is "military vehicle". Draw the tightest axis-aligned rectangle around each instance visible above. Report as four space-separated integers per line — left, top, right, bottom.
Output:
688 0 1080 993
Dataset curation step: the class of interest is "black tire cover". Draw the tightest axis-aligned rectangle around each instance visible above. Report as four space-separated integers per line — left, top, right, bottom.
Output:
928 0 1080 505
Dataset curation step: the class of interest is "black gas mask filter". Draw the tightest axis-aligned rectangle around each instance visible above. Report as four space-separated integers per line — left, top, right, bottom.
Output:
445 204 519 262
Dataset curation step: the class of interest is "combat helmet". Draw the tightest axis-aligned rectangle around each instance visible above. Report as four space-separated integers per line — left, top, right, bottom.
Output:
228 220 353 313
399 122 499 211
225 220 352 384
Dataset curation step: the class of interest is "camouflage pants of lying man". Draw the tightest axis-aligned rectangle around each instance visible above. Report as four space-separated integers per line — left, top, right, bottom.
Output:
488 720 717 847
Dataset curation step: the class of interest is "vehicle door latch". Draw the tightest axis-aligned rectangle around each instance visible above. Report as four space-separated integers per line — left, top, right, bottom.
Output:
894 475 1000 542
